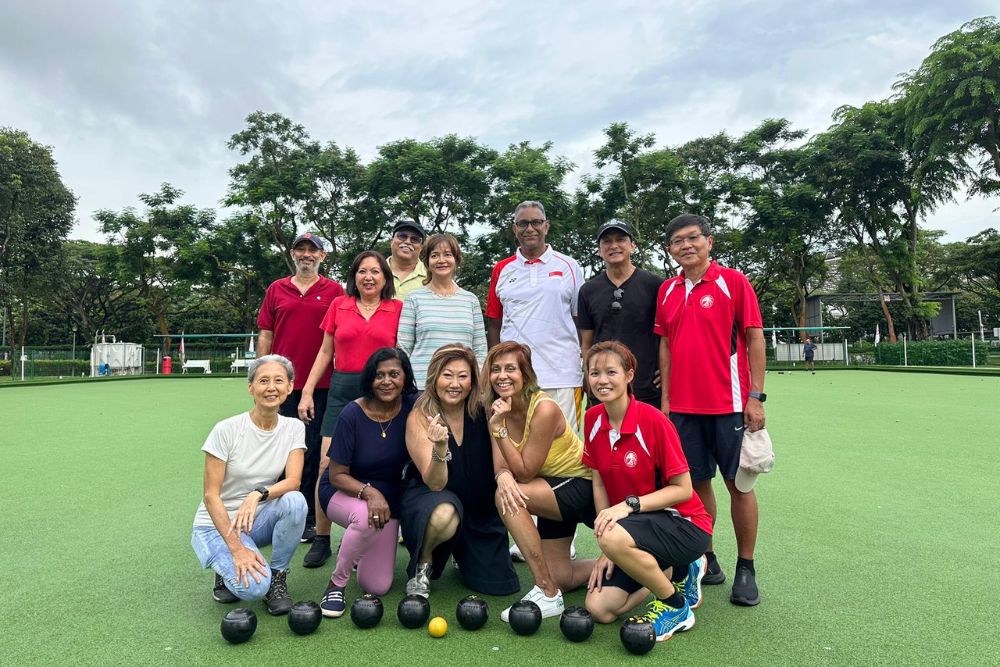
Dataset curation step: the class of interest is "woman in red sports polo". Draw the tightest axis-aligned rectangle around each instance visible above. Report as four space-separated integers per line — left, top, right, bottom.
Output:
583 341 712 644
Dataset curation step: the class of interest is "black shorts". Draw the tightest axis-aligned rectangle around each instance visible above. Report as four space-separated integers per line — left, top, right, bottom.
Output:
399 480 519 596
537 477 596 540
669 412 744 482
603 511 711 594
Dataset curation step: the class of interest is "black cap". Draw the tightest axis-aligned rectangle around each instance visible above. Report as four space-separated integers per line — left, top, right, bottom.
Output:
392 219 426 239
595 219 637 241
291 232 325 250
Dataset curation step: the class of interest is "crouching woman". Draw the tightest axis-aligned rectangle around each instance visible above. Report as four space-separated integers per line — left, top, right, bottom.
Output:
583 342 712 643
191 354 308 616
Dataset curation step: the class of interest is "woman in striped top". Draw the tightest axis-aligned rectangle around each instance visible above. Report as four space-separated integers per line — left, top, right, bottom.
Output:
397 233 488 386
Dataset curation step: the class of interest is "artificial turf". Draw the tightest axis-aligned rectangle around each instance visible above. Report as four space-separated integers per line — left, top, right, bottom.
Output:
1 371 997 665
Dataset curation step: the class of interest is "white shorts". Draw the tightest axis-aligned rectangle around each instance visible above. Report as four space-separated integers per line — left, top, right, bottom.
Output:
541 386 584 435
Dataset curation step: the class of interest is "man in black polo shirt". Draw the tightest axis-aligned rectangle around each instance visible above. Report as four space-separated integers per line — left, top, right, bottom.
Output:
578 220 664 406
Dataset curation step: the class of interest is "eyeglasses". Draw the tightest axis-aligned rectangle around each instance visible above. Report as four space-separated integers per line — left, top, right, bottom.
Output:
669 233 706 248
394 232 423 244
514 219 546 229
611 288 624 314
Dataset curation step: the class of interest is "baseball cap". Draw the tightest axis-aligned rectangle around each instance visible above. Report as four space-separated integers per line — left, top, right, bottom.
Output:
734 428 774 492
595 219 637 241
392 219 426 240
291 232 325 250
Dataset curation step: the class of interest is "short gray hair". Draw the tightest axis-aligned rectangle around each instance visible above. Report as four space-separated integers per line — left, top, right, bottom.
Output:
514 200 546 219
247 354 294 383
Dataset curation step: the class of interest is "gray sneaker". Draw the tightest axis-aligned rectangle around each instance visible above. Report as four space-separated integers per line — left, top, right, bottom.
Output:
264 569 293 616
405 563 431 598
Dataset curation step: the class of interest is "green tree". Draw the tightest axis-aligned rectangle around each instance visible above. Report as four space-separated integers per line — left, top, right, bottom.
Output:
811 100 967 339
898 17 1000 196
367 135 497 236
0 128 75 360
96 184 214 351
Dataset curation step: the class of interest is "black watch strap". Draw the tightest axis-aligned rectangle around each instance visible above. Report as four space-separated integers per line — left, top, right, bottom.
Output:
749 391 767 402
254 486 269 501
625 495 641 513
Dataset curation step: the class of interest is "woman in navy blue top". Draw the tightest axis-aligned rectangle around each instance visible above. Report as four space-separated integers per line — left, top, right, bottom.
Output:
316 348 417 617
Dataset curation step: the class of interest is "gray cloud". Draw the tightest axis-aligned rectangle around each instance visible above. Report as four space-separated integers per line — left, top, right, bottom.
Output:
0 0 995 241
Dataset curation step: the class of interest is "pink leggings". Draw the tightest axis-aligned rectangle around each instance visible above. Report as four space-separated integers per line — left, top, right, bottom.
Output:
325 492 399 595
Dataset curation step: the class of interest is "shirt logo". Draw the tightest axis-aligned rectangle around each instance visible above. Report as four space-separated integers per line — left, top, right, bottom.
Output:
548 271 563 278
699 295 714 309
624 451 638 468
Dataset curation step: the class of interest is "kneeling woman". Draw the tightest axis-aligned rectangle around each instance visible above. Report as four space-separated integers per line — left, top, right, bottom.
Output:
317 348 418 617
400 345 519 598
486 342 596 621
190 354 308 616
583 341 712 642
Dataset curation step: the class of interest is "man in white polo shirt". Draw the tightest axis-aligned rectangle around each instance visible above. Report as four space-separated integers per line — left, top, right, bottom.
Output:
486 200 585 431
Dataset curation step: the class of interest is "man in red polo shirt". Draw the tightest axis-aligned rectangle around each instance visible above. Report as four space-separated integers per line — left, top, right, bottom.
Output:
655 213 766 607
257 232 344 556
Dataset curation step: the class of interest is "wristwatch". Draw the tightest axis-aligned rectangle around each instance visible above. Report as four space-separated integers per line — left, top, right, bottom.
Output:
254 486 269 502
492 426 508 439
625 495 641 513
748 391 767 402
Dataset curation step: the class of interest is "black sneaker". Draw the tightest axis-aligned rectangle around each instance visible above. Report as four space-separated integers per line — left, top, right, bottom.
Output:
303 536 332 568
264 569 293 615
213 574 239 603
320 584 346 618
730 564 760 606
702 556 726 585
301 522 317 543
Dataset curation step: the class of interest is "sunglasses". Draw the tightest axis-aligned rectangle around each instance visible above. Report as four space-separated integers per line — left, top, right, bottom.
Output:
394 232 424 244
610 288 624 314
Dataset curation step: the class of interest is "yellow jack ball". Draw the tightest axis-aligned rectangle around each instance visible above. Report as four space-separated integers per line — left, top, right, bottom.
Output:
427 616 448 638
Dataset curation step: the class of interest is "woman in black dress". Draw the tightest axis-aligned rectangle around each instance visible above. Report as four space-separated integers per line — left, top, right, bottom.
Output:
400 344 519 598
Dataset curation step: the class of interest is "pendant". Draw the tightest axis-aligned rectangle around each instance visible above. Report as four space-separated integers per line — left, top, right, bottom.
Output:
381 432 387 439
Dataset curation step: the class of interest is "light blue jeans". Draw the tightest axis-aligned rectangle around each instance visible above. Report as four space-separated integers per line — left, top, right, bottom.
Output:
191 491 307 600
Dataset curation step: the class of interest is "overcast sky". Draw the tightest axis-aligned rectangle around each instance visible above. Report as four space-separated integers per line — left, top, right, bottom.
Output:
2 0 996 243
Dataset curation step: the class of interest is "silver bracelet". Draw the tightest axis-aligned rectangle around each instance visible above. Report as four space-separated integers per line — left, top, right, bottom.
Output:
357 482 370 499
430 447 452 463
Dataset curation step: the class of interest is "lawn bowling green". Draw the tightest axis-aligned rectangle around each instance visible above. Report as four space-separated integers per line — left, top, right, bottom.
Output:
3 371 997 664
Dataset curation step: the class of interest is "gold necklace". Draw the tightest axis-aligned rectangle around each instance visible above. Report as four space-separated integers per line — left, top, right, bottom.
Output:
358 299 379 312
369 401 398 438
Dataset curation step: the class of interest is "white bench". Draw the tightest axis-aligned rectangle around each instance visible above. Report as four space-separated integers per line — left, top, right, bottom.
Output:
182 360 212 374
230 359 251 373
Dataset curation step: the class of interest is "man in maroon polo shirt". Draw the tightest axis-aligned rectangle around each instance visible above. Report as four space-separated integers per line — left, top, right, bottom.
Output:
257 232 344 550
655 213 766 607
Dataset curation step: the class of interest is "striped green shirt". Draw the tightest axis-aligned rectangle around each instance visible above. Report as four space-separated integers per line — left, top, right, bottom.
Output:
397 285 488 388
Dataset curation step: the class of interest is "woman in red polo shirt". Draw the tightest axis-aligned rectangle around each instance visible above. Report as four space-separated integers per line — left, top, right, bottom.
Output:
298 250 403 567
583 341 712 644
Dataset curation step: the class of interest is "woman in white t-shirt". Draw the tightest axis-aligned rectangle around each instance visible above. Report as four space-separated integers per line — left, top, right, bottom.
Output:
190 354 308 617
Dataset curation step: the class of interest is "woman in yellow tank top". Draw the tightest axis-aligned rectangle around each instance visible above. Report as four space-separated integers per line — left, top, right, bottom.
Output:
483 342 597 622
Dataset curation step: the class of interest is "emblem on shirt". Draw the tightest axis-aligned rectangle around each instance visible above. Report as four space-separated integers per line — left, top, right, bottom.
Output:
699 295 714 309
624 451 638 468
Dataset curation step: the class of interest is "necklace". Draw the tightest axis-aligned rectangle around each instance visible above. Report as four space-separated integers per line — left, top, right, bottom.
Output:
358 299 379 313
369 401 398 438
428 281 457 298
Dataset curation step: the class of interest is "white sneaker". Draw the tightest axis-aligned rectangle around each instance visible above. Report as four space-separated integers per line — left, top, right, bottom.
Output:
570 534 577 560
509 543 525 562
500 585 564 622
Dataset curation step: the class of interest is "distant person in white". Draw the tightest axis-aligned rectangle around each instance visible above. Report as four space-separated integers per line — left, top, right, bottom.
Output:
190 354 308 617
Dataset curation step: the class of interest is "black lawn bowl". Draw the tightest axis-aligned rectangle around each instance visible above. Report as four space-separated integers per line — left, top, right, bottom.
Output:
559 606 594 643
619 615 656 655
397 594 431 629
350 593 384 629
508 600 542 636
220 608 257 644
287 600 322 635
455 595 489 631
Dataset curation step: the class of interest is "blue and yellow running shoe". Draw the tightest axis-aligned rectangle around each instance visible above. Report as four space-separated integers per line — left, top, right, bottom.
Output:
644 598 695 642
